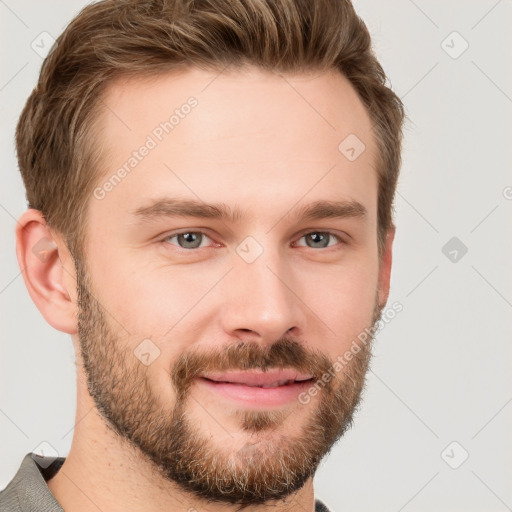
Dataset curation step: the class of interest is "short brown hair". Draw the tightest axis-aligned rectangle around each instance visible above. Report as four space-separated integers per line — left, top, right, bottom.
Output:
16 0 405 260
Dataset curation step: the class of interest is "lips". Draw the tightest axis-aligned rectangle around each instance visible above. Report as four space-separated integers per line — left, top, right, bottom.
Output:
199 369 314 388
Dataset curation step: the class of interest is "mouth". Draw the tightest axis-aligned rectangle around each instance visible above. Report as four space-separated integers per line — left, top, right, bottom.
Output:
196 370 315 407
200 369 314 386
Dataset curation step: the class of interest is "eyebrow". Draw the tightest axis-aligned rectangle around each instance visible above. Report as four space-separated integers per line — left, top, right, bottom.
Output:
131 198 367 224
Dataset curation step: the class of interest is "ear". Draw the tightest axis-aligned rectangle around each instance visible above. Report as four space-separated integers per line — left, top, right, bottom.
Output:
15 209 78 334
377 225 396 309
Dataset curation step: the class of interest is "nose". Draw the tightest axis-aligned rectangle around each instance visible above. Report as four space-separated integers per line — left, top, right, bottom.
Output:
219 246 305 345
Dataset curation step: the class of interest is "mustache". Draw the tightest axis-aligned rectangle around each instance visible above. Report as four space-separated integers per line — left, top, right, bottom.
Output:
170 338 334 399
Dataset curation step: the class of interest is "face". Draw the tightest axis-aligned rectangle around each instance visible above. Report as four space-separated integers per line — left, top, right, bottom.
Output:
75 66 388 505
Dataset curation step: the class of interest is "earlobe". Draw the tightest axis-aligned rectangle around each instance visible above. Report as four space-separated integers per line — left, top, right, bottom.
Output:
15 209 78 335
377 225 395 309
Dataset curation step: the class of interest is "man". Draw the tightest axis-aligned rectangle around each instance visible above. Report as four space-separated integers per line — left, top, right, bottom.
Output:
1 0 404 511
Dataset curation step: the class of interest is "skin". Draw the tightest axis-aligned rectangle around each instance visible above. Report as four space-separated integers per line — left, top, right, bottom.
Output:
16 65 395 512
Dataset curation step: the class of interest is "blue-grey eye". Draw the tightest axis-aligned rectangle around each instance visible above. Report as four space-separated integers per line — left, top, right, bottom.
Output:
168 232 208 249
301 232 338 249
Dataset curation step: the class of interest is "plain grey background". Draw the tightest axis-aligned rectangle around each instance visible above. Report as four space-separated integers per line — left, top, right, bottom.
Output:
1 1 511 511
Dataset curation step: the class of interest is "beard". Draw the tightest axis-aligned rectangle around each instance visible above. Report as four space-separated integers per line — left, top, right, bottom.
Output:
74 255 382 507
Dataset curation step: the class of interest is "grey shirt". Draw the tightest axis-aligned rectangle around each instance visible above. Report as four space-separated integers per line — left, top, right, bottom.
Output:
1 453 332 512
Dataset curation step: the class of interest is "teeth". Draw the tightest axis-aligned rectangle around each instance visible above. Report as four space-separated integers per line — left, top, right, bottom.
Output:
215 379 298 388
260 379 292 388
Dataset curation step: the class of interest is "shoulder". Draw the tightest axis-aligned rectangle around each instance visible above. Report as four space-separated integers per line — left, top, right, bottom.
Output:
0 453 65 512
315 497 334 512
0 457 25 512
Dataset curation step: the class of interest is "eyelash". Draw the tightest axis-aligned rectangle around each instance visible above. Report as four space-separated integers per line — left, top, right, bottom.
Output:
160 230 346 251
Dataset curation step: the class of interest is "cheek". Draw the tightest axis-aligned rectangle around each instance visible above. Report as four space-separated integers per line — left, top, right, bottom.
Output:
87 244 202 336
303 255 379 354
87 253 214 389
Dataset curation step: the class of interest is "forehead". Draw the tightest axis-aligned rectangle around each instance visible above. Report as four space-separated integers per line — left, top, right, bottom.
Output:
90 66 377 227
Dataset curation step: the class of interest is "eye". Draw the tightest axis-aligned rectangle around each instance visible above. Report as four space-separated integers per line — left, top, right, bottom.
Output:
162 231 213 250
294 231 343 249
160 229 345 252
